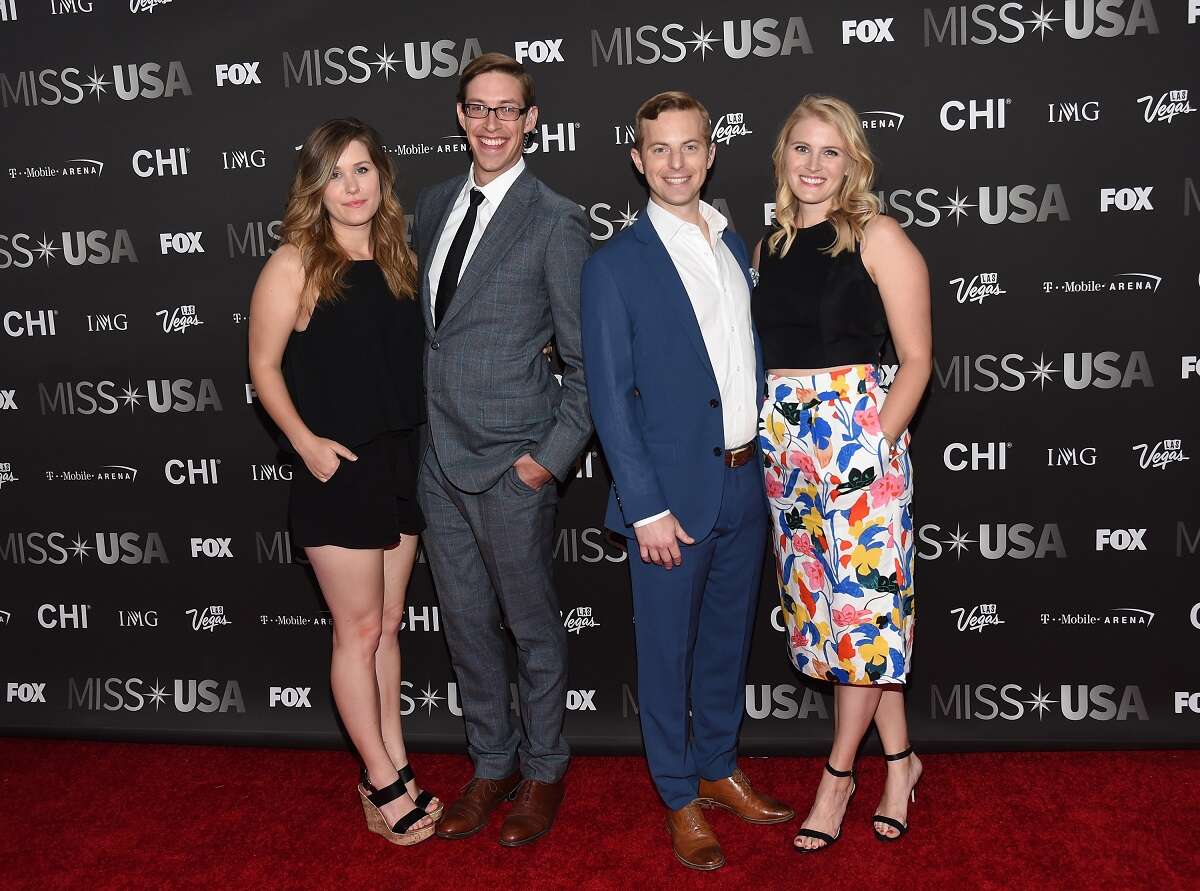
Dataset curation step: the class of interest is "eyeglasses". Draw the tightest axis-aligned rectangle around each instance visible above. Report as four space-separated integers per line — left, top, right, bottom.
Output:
461 102 528 122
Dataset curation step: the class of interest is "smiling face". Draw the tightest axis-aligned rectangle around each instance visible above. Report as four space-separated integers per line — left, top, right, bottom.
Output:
457 70 538 186
321 139 380 230
782 116 850 221
631 108 715 216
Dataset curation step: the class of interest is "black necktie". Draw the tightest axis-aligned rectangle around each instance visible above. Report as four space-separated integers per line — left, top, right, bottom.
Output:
435 187 485 327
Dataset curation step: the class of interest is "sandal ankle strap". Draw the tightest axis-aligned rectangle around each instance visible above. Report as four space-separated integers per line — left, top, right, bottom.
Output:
824 762 854 778
366 776 407 808
883 747 913 762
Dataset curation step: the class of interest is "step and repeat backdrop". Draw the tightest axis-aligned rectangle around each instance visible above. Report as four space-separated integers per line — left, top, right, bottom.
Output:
1 0 1197 754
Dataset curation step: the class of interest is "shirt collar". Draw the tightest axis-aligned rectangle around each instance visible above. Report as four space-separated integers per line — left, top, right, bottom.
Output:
466 157 526 207
645 197 727 248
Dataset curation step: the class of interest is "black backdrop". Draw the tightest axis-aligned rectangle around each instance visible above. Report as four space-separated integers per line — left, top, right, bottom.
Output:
2 0 1198 754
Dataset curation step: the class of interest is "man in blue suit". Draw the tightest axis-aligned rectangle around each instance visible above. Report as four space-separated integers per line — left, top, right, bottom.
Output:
581 92 793 871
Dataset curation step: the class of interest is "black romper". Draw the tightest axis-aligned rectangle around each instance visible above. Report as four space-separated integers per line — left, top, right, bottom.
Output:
283 260 426 548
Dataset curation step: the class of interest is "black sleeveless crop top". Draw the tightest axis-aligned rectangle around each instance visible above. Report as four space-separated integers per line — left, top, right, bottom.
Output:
282 260 424 448
751 221 888 369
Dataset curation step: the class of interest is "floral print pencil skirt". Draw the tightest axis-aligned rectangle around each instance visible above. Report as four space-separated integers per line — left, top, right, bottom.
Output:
759 364 915 685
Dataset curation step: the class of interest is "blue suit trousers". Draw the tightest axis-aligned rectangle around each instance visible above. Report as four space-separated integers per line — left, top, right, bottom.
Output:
627 459 766 810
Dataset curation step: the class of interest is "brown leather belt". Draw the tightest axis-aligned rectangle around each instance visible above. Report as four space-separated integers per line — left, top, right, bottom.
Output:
723 439 758 468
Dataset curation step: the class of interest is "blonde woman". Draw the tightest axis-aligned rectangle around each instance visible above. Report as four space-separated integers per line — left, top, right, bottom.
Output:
248 118 440 845
752 96 931 852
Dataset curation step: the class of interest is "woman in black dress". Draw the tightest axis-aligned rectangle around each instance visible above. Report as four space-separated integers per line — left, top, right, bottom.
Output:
248 118 439 845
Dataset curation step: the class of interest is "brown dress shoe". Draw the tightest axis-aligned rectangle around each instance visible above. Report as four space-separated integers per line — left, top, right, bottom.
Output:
435 773 521 840
697 768 795 824
497 778 565 847
667 802 725 871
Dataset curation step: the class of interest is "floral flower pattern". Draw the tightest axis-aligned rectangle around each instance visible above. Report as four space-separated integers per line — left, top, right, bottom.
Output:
759 365 915 685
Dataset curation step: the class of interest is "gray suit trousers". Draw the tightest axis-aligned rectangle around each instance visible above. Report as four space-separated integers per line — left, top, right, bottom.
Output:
417 445 569 783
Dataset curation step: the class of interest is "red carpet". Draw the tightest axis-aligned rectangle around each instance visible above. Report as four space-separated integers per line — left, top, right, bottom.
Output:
1 740 1196 890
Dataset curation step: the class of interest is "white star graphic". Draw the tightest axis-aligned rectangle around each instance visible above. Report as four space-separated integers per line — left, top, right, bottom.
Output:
34 233 59 266
687 22 717 59
68 533 92 562
85 66 110 101
417 684 443 716
943 525 975 558
616 202 639 230
1025 3 1062 41
940 188 976 226
1026 353 1059 390
147 679 169 711
373 44 399 81
120 380 144 412
1024 684 1057 719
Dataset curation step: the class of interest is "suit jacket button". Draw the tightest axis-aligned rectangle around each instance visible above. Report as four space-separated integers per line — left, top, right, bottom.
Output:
430 341 440 350
709 398 719 408
632 388 640 397
713 446 722 457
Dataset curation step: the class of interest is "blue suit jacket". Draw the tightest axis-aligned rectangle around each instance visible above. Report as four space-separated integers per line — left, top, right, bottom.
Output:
581 211 765 540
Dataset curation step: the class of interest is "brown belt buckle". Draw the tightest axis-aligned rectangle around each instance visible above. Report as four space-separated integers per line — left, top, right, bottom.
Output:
724 440 756 468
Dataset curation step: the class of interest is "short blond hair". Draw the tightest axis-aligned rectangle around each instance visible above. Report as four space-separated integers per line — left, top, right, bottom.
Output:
634 91 711 152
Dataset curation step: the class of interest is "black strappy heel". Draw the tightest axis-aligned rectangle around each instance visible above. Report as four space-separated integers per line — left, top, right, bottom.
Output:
872 747 916 842
794 762 857 853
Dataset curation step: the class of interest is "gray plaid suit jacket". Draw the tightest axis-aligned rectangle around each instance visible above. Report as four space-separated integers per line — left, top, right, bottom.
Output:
415 168 593 493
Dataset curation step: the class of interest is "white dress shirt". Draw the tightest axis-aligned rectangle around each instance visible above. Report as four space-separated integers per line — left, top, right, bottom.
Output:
634 199 758 527
426 158 527 324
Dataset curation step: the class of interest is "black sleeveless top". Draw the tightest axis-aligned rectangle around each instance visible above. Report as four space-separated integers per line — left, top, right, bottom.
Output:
751 221 888 369
282 260 424 448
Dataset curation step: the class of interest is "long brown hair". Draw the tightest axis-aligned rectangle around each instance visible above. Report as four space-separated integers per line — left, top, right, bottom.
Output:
280 118 417 310
767 96 882 258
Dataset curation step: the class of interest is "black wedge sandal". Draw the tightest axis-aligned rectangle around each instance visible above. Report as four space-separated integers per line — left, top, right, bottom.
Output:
794 763 857 853
357 773 436 846
360 765 443 821
872 747 917 842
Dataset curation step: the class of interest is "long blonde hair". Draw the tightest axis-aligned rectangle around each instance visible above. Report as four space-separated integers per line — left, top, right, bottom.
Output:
767 96 881 258
280 118 417 311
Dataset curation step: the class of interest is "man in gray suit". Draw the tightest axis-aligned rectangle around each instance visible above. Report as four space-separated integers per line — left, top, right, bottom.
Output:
414 52 591 847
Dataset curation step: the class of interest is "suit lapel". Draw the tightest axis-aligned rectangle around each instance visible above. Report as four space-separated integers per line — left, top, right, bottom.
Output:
436 170 536 331
421 175 468 332
633 214 717 387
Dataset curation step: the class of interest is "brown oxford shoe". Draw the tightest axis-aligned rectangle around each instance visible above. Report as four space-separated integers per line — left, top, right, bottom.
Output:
435 773 521 840
667 802 725 871
498 778 565 847
698 768 795 824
